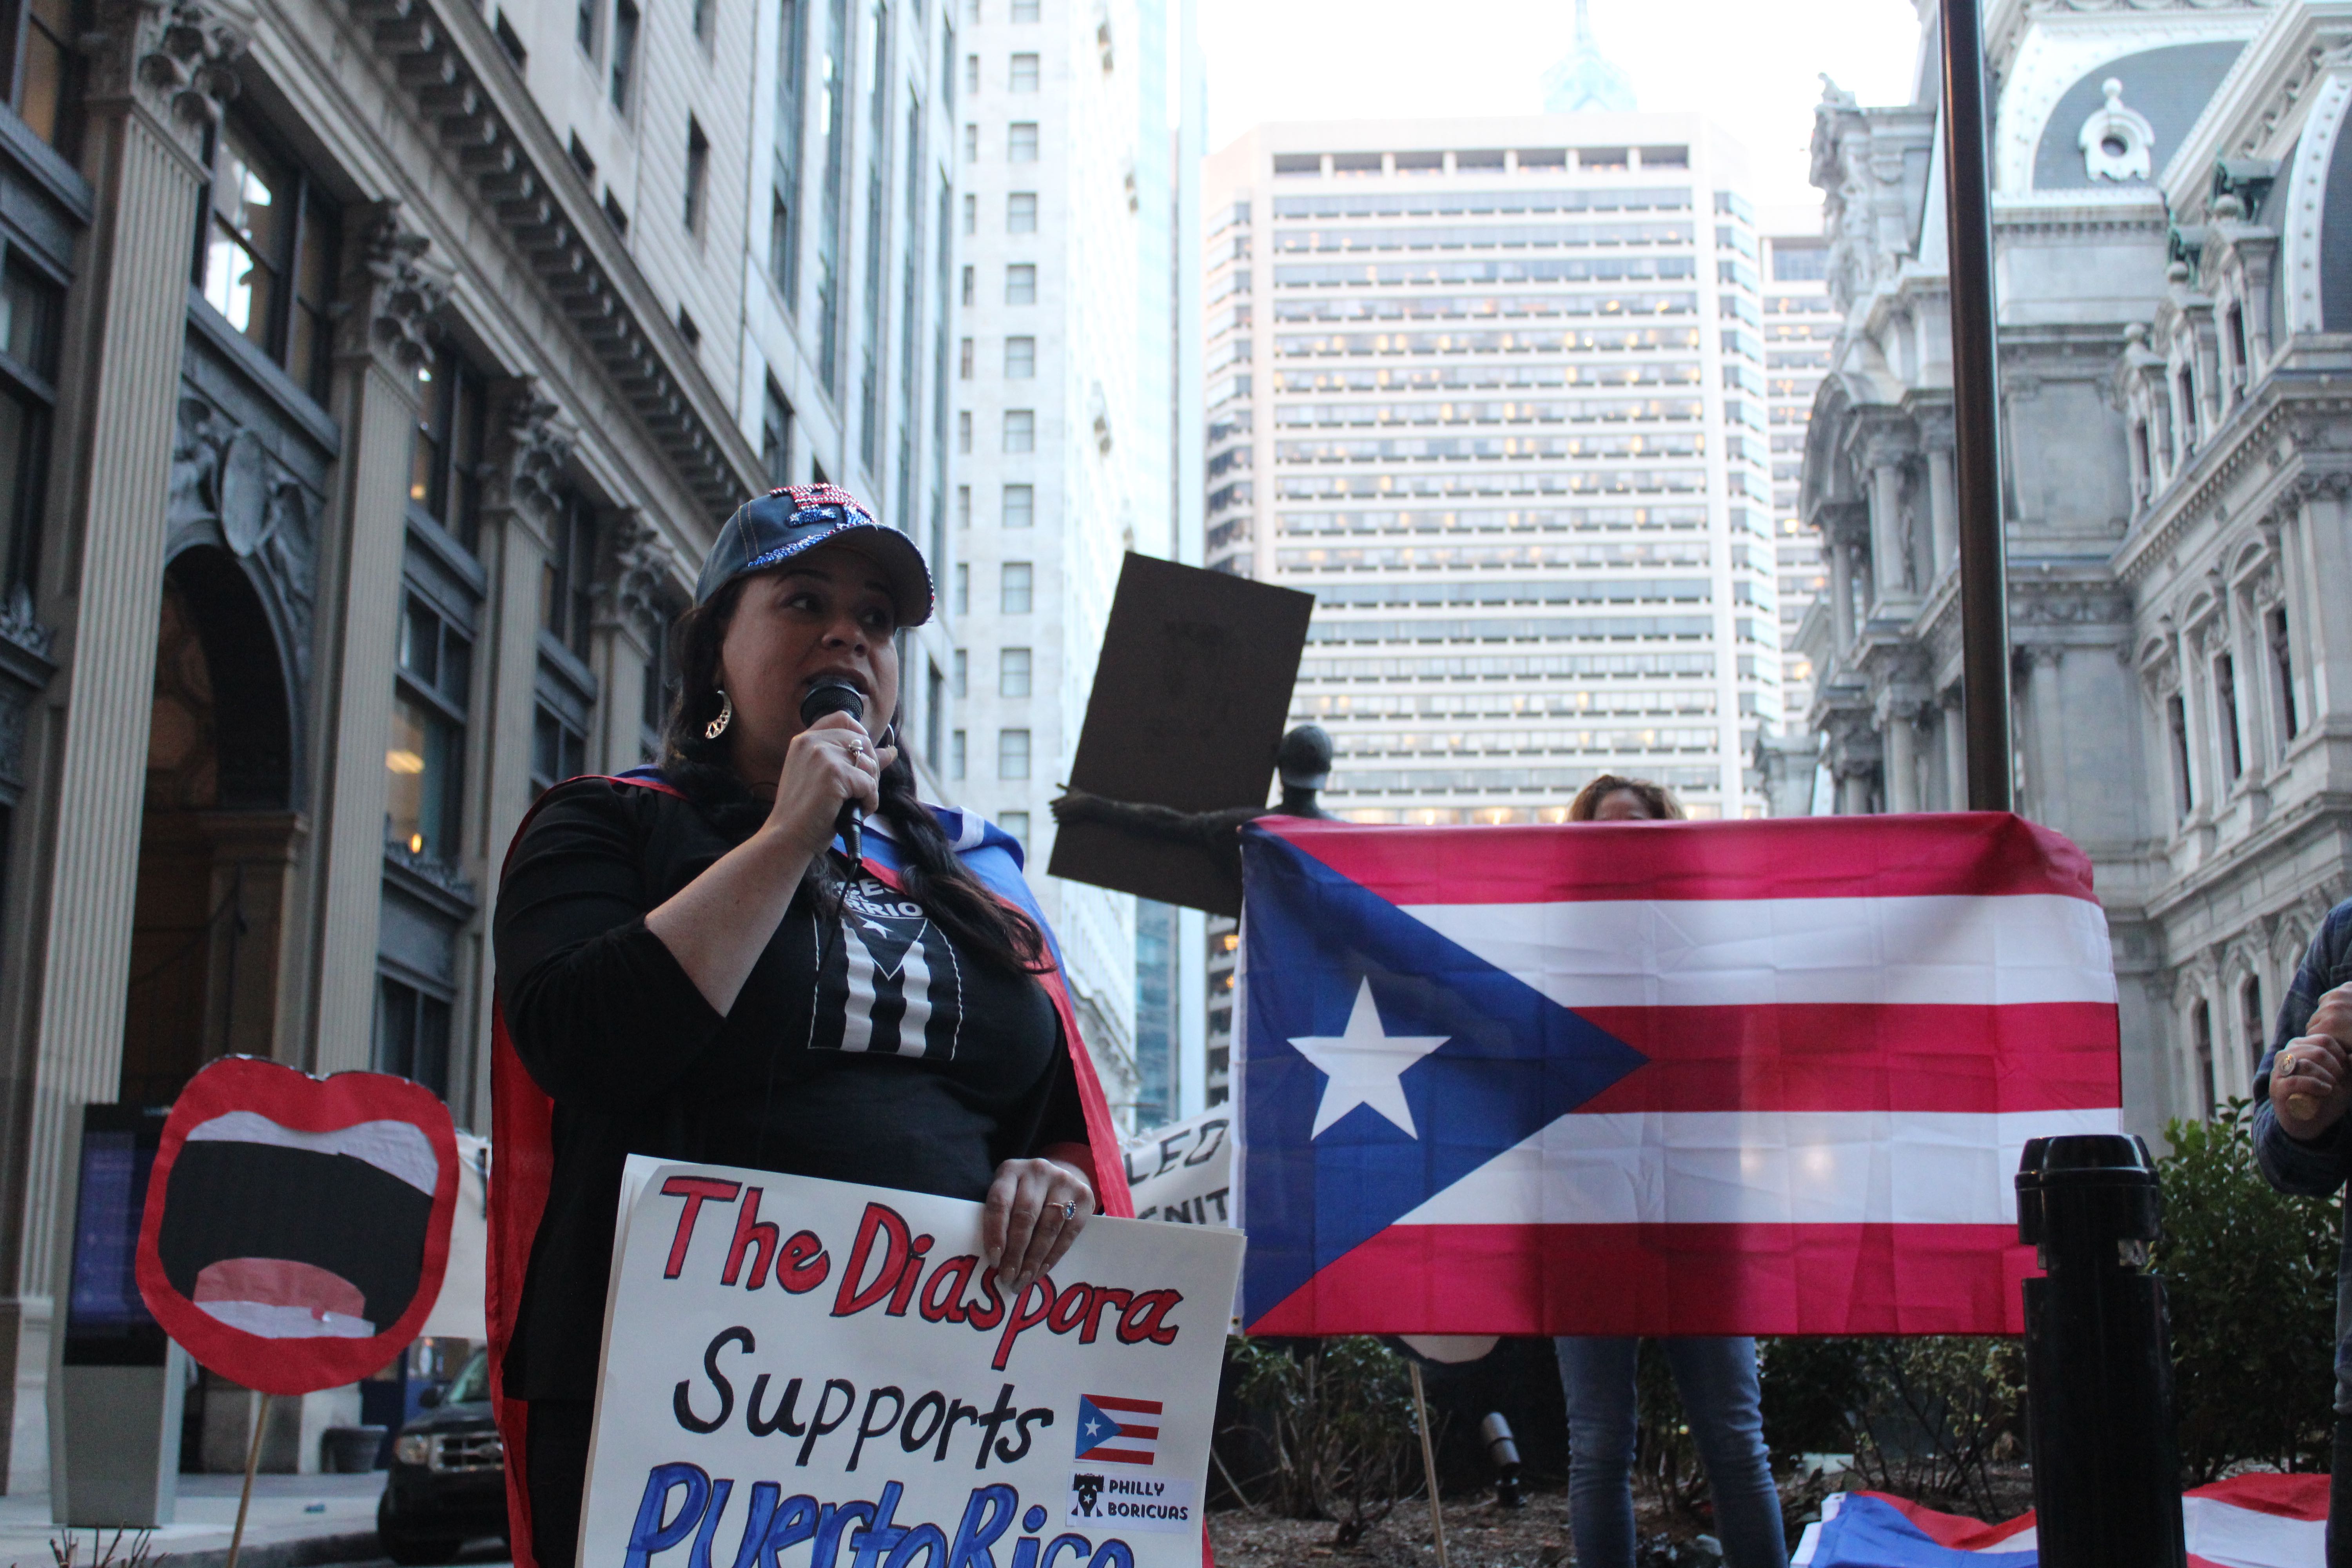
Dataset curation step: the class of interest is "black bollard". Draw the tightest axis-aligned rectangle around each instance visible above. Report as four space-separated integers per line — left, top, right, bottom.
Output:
2014 1133 2185 1568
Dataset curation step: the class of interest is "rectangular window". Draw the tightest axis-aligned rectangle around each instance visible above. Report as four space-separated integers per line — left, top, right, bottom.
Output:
922 661 945 766
2241 975 2265 1071
691 0 713 41
2214 653 2243 783
956 485 971 528
1004 336 1035 377
957 409 971 453
388 594 471 861
408 342 487 554
964 52 978 95
1005 264 1036 304
1000 809 1029 848
1011 0 1037 18
532 701 588 792
2192 1001 2214 1118
542 494 598 659
2167 691 2194 819
1002 483 1033 528
950 729 966 779
963 123 977 162
642 598 680 757
577 0 597 53
962 192 976 234
684 117 710 231
1001 560 1033 612
604 192 630 234
961 264 974 306
610 0 640 108
813 0 851 387
7 0 81 150
1006 191 1037 232
2269 606 2298 744
0 265 58 601
568 133 597 180
1003 409 1034 452
1008 122 1038 162
201 115 339 401
772 0 806 307
495 9 529 68
953 562 968 615
998 728 1031 779
959 336 974 378
999 646 1031 697
762 379 793 487
1009 52 1038 90
376 978 452 1099
952 648 967 696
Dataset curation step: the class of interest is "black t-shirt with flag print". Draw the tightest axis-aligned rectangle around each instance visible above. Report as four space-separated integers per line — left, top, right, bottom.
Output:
494 778 1086 1400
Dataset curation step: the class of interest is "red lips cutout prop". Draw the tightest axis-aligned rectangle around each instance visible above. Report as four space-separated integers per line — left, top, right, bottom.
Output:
134 1056 459 1395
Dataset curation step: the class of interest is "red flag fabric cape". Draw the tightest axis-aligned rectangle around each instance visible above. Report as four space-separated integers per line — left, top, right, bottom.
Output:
486 773 1134 1568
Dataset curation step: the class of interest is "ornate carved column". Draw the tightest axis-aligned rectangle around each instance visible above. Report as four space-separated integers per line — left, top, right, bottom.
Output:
16 0 249 1466
590 510 672 770
1863 435 1911 607
1879 689 1926 815
1940 688 1967 812
1826 524 1856 658
304 203 448 1076
475 383 573 856
1922 429 1958 584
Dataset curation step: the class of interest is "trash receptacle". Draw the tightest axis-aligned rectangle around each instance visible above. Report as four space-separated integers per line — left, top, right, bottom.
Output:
323 1425 390 1474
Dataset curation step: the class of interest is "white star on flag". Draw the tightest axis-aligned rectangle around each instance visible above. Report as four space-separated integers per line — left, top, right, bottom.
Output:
1287 976 1450 1139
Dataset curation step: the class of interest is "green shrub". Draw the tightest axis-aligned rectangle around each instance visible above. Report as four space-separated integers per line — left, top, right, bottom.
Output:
1755 1336 2022 1515
2154 1097 2340 1481
1224 1336 1420 1541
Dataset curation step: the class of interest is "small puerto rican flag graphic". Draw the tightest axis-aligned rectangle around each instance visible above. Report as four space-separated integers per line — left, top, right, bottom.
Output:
1073 1394 1162 1466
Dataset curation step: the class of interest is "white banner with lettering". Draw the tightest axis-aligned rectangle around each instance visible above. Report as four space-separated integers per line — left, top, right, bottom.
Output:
1118 1112 1231 1230
578 1158 1245 1568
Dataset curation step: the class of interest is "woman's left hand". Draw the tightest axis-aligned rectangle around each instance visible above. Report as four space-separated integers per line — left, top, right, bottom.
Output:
984 1154 1094 1298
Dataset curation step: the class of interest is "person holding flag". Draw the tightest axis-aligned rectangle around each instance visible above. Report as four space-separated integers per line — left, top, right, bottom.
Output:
1550 775 1784 1568
487 485 1131 1568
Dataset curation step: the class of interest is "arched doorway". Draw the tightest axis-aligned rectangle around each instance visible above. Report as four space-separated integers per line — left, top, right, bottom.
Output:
118 546 300 1108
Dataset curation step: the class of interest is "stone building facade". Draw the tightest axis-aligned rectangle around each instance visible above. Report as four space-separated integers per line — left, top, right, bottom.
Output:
1786 0 2352 1139
0 0 961 1489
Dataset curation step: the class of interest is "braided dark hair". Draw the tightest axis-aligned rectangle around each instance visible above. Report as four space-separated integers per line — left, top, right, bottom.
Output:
658 579 1049 975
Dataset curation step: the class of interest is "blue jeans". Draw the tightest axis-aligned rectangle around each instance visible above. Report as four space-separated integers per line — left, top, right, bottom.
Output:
1553 1336 1783 1568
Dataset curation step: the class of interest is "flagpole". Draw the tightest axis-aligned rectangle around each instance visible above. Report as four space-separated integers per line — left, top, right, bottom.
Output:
1406 1362 1448 1568
1939 0 2013 812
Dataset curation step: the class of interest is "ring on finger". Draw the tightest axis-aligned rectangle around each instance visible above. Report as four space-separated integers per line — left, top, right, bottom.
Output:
1057 1199 1078 1220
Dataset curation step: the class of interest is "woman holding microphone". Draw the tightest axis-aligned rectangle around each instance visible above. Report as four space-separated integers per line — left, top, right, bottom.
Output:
488 485 1125 1568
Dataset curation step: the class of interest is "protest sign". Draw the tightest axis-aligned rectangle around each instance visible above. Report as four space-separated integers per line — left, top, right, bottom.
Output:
578 1158 1245 1568
1119 1112 1230 1229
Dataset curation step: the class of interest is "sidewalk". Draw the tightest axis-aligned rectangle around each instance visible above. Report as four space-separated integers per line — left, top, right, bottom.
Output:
0 1474 390 1568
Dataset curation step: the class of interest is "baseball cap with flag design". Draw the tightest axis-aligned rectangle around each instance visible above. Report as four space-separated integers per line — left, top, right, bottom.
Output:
694 483 933 626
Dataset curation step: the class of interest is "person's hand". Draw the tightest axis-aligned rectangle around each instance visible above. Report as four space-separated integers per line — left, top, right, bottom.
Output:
764 711 896 858
2305 982 2352 1055
2272 1030 2352 1140
983 1156 1093 1298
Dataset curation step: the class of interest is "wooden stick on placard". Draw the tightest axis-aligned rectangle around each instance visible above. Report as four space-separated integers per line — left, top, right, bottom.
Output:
1408 1361 1449 1568
225 1391 270 1568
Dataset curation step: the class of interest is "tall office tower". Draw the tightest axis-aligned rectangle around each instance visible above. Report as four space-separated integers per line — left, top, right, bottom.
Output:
949 0 1189 1125
1760 215 1834 733
1203 120 1779 821
1197 118 1779 1101
746 0 962 796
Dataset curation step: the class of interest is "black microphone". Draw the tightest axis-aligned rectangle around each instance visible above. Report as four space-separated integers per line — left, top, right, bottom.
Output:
799 679 868 864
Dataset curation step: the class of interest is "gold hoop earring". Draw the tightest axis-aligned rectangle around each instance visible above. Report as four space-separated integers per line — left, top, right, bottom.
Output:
704 691 733 741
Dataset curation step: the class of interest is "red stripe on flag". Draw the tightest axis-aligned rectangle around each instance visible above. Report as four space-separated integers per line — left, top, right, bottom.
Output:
1113 1425 1161 1441
1086 1395 1164 1414
1259 812 2096 905
1086 1447 1156 1465
1245 1221 2032 1337
1572 1002 2120 1114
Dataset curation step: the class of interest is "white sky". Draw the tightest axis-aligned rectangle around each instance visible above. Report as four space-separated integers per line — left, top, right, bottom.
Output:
1194 0 1927 211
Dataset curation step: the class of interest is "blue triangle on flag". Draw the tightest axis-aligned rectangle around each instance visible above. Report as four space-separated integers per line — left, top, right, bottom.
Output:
1240 828 1649 1323
1074 1395 1120 1459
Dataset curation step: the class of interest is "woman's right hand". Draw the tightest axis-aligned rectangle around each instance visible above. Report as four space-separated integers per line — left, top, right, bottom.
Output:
762 711 898 857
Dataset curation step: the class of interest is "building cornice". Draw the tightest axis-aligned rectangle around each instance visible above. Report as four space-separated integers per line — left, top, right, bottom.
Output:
334 0 757 517
2114 375 2352 585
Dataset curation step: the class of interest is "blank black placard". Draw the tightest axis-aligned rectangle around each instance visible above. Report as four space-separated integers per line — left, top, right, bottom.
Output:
1046 554 1315 914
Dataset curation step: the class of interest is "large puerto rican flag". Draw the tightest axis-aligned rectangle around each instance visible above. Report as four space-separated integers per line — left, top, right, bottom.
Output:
1236 813 2121 1336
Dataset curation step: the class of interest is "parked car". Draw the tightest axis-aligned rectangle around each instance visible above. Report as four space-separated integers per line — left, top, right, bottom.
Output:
377 1348 508 1565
